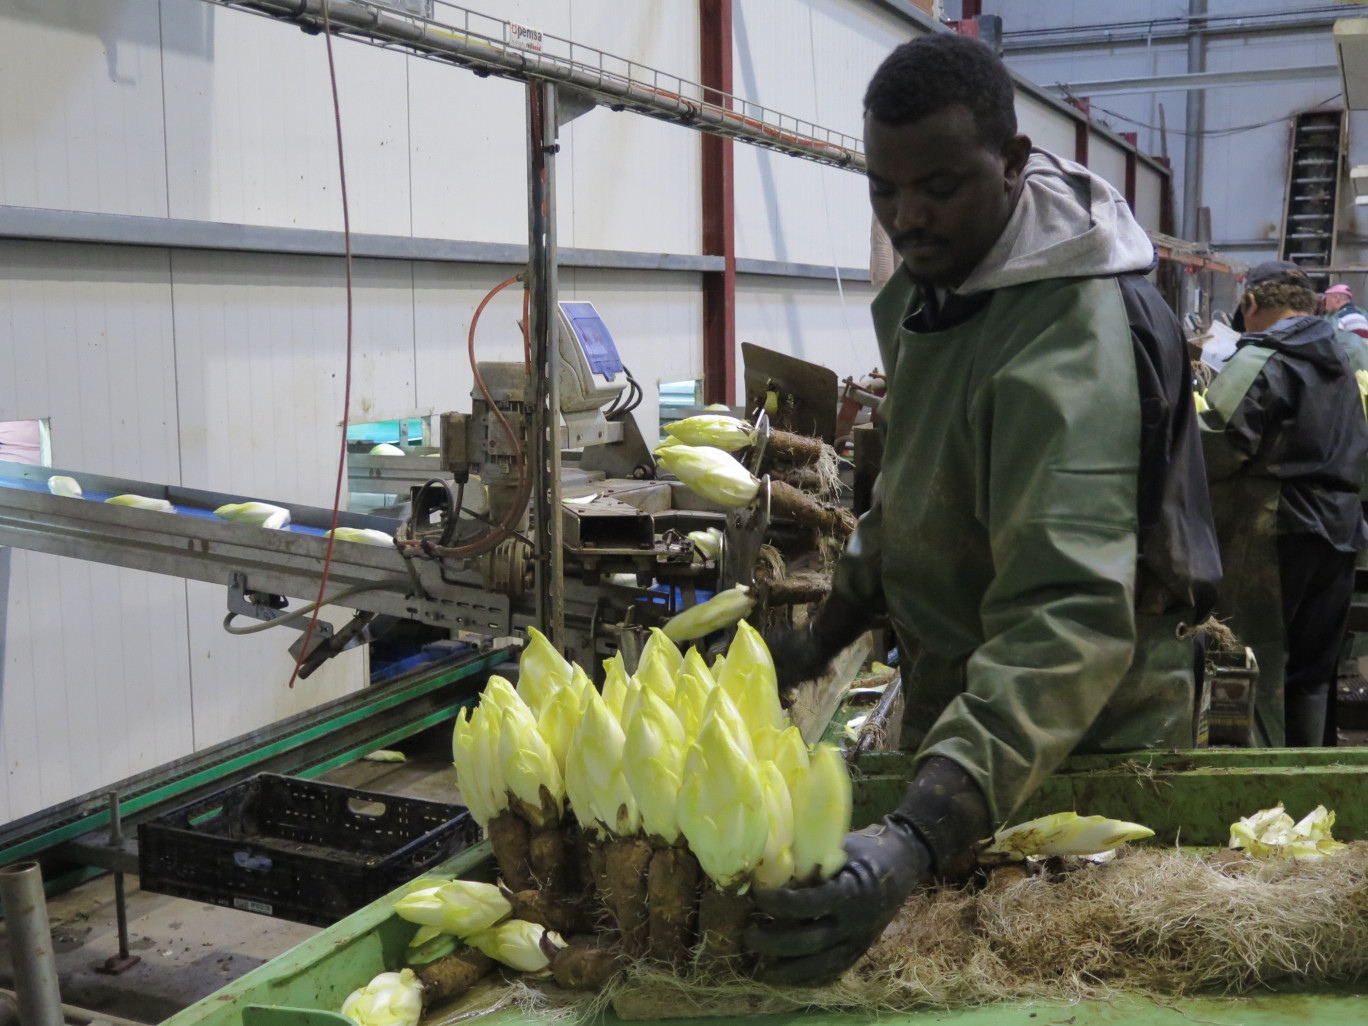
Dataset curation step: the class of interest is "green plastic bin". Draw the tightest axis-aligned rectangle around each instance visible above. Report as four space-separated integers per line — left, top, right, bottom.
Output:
162 747 1368 1026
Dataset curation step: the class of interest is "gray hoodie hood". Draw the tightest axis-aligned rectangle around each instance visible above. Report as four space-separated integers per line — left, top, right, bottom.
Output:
953 149 1156 297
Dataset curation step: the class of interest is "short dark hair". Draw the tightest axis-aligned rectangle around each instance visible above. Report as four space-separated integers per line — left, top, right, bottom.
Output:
863 33 1017 150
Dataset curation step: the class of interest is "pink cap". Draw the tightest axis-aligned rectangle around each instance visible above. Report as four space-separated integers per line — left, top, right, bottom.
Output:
1326 284 1353 296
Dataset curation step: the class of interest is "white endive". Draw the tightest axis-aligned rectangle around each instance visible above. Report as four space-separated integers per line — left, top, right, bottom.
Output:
771 725 811 796
675 670 715 741
517 627 573 714
683 646 716 687
47 476 82 498
689 527 724 561
466 919 564 974
655 445 760 508
498 707 564 825
640 626 684 677
663 585 755 643
601 652 631 719
563 689 639 836
633 647 677 706
215 501 290 529
790 743 851 881
622 688 687 844
985 812 1155 859
393 880 511 937
677 707 769 888
327 527 395 547
106 494 174 512
340 969 423 1026
753 762 796 888
718 620 779 701
451 705 507 827
369 442 406 456
664 414 756 452
537 685 581 777
699 684 755 761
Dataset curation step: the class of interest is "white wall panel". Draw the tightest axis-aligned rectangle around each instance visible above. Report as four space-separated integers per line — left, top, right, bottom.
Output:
0 0 168 217
0 240 190 822
183 583 364 750
162 3 412 236
732 0 905 267
735 276 880 392
407 63 529 245
561 0 701 256
412 261 531 420
1016 93 1076 161
1090 139 1128 201
1135 165 1164 234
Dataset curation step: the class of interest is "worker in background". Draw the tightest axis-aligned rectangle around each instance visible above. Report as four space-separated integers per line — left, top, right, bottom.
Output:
1200 262 1368 747
1323 283 1368 340
747 32 1221 986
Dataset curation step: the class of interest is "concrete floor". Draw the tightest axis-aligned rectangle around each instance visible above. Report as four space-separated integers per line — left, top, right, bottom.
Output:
0 729 464 1025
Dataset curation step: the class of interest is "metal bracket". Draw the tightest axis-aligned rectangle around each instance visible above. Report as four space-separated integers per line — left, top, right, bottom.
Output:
228 572 334 639
556 86 597 127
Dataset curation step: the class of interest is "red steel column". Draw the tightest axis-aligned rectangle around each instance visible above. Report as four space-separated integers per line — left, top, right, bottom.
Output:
1066 96 1090 167
700 0 736 407
1121 131 1138 209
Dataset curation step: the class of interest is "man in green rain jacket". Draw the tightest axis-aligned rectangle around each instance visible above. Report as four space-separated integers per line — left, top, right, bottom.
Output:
746 33 1221 984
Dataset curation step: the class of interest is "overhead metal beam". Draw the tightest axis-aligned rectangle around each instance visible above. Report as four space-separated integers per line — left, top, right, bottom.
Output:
1004 9 1368 53
1049 64 1341 98
201 0 864 172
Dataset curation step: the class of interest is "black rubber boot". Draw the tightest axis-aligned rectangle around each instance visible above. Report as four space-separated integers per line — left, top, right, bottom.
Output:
1285 690 1329 747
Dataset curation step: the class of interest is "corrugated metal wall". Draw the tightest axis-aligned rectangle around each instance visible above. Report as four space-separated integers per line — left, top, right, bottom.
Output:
0 0 1168 823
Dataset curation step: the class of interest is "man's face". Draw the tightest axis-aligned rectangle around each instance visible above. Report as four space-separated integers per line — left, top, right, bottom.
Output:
1325 292 1350 312
865 105 1030 288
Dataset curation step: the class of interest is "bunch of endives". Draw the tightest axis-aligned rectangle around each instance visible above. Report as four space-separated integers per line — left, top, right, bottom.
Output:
664 414 756 452
340 969 423 1026
455 620 854 894
393 878 564 973
654 444 760 508
451 675 563 828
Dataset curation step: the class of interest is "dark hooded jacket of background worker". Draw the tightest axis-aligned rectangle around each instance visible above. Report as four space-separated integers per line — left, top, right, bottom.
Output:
1200 262 1368 748
746 32 1221 989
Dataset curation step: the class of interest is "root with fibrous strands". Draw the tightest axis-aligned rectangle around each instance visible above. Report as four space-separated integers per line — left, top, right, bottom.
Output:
646 847 701 966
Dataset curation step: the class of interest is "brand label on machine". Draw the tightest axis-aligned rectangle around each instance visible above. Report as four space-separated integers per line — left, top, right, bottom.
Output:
507 22 543 53
234 897 273 915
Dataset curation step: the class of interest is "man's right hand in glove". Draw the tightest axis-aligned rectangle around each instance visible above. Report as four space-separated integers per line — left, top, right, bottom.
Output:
743 757 991 987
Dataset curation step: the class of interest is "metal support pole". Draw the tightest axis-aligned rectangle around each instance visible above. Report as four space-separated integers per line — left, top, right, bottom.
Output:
526 80 565 649
94 792 139 975
0 862 64 1026
1181 0 1206 241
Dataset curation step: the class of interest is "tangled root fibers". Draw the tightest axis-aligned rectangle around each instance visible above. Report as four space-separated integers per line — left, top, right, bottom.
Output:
606 844 1368 1018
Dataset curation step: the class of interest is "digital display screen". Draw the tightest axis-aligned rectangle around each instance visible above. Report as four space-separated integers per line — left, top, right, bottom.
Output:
561 302 623 378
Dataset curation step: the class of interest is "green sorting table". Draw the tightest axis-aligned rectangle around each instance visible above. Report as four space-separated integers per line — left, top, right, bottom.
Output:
162 747 1368 1026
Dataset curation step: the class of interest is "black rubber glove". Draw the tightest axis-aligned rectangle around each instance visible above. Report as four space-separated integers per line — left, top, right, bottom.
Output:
744 757 990 987
767 597 874 693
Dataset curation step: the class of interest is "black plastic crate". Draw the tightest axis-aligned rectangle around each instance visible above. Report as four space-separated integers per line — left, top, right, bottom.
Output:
138 773 479 926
